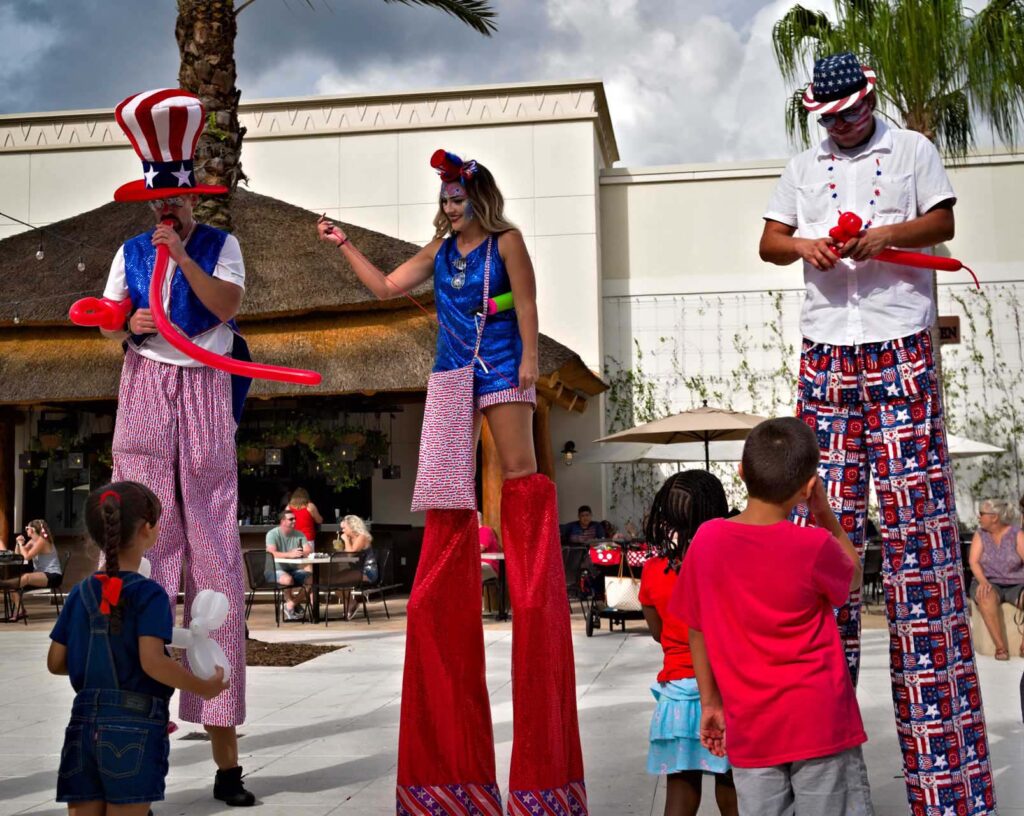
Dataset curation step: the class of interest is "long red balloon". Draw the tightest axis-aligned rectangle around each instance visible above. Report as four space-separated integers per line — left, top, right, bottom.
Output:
147 236 321 385
830 212 979 288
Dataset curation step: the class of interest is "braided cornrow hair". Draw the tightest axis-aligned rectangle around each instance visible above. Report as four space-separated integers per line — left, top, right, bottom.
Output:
644 470 728 572
85 481 162 635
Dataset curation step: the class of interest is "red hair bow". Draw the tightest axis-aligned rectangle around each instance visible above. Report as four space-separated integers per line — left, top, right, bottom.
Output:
94 573 124 615
430 149 478 184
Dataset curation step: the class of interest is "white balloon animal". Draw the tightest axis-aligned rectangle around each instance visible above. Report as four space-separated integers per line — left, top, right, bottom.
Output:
139 557 230 681
171 590 232 681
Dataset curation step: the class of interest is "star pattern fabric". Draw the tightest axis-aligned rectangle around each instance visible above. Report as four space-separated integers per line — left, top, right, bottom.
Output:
793 330 996 815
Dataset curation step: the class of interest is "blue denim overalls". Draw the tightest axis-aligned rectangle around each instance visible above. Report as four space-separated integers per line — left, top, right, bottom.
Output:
56 572 171 805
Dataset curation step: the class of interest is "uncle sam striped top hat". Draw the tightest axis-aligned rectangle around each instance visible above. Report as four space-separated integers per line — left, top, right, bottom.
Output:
113 88 229 202
802 52 877 114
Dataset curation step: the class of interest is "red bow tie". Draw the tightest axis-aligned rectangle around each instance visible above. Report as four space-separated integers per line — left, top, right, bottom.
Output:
94 574 124 614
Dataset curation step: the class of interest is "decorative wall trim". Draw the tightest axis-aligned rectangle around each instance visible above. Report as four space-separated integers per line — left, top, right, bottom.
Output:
0 79 619 166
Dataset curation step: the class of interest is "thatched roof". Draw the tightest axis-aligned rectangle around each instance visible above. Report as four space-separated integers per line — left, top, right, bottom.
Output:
0 189 429 327
0 313 605 406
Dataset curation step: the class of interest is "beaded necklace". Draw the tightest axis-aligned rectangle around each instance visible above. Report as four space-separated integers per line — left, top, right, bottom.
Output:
827 152 883 228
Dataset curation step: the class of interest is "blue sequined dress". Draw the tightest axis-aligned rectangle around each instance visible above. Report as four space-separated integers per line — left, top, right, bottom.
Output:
432 234 531 403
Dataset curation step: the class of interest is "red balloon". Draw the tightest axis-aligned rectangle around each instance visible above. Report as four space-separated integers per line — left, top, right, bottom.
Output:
69 296 132 332
147 239 322 385
827 213 979 288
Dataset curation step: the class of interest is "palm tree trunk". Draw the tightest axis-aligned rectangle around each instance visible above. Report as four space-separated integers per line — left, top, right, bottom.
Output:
176 0 247 232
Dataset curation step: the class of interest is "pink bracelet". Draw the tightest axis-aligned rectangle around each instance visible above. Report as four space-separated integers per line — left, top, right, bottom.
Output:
337 237 349 248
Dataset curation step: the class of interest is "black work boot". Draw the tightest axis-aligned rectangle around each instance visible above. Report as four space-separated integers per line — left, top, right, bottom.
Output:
213 766 256 806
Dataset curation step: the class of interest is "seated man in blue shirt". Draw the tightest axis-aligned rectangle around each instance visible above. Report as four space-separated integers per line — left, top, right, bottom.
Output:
566 505 604 545
265 511 312 621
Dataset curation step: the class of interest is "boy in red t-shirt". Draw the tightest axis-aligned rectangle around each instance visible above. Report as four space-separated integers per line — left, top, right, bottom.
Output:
672 417 873 816
640 470 737 816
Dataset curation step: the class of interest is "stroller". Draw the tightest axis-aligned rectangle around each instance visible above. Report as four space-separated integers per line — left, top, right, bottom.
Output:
565 540 654 637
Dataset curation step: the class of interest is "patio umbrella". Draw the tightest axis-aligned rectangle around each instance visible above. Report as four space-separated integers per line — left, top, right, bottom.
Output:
597 402 768 469
574 439 746 465
946 434 1006 459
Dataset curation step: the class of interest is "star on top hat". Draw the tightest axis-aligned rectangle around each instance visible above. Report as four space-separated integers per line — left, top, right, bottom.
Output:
113 88 229 202
802 52 877 114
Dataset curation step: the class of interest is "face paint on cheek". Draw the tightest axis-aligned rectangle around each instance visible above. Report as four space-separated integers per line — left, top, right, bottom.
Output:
464 200 474 221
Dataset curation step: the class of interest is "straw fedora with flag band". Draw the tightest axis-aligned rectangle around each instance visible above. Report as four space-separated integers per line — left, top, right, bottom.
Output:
113 88 228 202
802 51 877 115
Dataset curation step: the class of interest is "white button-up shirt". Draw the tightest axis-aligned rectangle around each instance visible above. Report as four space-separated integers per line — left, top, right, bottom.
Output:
764 119 955 345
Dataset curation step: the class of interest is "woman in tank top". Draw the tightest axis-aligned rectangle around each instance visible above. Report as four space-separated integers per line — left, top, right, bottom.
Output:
969 498 1024 659
0 519 63 620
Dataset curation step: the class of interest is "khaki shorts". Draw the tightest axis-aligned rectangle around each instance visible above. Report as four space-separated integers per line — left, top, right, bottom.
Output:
732 746 874 816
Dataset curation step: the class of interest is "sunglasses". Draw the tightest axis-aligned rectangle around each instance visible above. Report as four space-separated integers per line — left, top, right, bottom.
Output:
147 196 188 211
818 100 870 129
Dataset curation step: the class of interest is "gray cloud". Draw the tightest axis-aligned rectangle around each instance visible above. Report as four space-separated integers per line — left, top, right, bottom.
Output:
0 0 831 164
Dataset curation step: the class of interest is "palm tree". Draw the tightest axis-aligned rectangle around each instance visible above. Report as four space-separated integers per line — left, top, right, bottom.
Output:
176 0 497 230
771 0 1024 158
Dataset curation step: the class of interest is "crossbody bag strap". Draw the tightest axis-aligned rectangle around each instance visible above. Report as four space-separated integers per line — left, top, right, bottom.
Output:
471 236 493 366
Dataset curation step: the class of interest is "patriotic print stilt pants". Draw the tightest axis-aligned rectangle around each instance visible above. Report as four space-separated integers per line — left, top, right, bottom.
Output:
112 350 246 727
794 329 995 815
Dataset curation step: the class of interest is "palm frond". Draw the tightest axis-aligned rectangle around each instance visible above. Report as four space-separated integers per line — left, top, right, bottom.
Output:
930 88 974 161
785 86 815 148
966 0 1024 147
380 0 497 35
772 5 835 82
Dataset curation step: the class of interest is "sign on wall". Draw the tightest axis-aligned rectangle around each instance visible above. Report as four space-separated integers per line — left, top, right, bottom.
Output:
939 315 961 345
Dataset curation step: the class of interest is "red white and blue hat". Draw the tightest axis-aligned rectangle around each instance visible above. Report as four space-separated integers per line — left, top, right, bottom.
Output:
802 52 877 114
113 88 228 202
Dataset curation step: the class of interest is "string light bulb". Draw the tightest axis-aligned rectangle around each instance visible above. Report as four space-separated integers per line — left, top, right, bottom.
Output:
35 236 44 261
77 257 86 273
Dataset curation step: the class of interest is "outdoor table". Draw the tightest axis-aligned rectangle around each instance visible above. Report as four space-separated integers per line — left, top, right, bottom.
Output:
274 553 359 623
0 560 28 623
481 552 508 622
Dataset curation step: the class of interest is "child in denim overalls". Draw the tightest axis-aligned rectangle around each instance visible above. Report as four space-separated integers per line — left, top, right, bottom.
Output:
48 481 228 814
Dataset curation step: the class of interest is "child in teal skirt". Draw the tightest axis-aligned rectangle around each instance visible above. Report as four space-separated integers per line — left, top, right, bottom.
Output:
640 471 737 816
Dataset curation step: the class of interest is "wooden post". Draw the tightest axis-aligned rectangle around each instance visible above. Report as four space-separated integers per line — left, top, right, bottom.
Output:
534 395 555 480
481 417 503 540
0 410 14 544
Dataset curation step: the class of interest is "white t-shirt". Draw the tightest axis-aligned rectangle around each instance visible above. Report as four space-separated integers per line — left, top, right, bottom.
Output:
103 229 245 367
764 120 956 345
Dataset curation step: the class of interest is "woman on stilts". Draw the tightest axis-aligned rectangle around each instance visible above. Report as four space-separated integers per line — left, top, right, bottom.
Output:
317 150 587 816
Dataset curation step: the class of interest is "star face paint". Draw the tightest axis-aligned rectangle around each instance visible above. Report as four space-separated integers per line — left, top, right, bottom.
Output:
441 181 470 231
440 181 467 201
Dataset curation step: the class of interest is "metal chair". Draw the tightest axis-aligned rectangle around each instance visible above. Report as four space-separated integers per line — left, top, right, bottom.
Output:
0 554 26 623
320 550 367 626
243 550 289 627
562 546 590 616
862 546 883 609
351 545 403 623
20 548 73 622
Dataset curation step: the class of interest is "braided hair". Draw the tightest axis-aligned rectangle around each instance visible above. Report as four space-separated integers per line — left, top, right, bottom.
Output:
84 481 161 634
644 470 728 570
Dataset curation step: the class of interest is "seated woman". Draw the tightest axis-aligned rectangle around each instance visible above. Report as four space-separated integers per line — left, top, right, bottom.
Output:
339 515 378 620
0 519 63 620
969 498 1024 659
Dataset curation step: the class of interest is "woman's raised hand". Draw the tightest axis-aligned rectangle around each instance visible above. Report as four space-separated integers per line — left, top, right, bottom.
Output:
317 215 347 247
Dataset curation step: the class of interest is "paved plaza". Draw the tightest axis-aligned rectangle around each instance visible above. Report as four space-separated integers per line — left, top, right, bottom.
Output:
0 607 1021 816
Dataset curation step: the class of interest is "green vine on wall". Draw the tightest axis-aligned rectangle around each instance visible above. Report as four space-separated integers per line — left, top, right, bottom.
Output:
603 287 1024 521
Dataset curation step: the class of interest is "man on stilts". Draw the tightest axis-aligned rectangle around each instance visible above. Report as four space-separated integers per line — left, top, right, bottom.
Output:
760 53 995 815
99 89 255 807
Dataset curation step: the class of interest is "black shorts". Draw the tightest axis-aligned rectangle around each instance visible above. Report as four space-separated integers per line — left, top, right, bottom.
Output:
42 572 63 589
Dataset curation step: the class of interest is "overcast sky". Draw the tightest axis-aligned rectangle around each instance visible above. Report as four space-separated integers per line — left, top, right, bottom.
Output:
3 0 844 166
